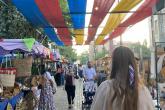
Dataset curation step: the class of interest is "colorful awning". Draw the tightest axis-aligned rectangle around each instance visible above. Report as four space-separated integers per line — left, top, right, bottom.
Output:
68 0 87 29
12 0 64 46
95 0 142 45
101 0 158 45
35 0 72 45
11 0 158 45
68 0 87 45
44 28 64 46
86 0 115 44
0 39 50 56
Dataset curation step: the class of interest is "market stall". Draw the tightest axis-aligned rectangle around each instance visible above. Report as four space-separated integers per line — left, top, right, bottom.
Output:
95 56 112 75
0 38 54 110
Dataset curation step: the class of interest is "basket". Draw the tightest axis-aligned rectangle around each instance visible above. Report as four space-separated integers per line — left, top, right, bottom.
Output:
13 56 32 77
161 67 165 78
0 57 16 87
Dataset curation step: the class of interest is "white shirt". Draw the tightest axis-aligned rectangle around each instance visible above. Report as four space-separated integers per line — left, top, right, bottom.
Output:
83 67 96 80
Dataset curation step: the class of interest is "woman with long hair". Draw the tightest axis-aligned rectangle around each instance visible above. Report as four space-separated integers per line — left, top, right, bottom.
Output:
65 65 76 109
90 46 154 110
38 65 56 110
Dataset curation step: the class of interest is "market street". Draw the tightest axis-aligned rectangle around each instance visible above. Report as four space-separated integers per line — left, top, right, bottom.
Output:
0 0 163 110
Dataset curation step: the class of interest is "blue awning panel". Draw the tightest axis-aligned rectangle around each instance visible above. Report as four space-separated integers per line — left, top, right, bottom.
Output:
12 0 63 45
12 0 50 27
68 0 87 29
44 28 64 46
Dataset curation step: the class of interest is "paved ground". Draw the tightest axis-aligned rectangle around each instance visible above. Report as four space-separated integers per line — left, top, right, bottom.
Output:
55 79 84 110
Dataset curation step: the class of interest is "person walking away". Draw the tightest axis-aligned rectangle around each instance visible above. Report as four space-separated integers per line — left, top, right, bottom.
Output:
38 65 56 110
97 70 107 86
61 64 65 86
65 65 76 109
56 62 62 86
78 64 83 79
91 46 154 110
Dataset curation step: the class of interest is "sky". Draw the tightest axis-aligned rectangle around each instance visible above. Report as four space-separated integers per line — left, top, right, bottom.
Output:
73 18 150 55
73 0 151 55
114 18 150 45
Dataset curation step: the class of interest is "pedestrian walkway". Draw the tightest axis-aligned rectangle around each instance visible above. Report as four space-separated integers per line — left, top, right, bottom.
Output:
55 79 84 110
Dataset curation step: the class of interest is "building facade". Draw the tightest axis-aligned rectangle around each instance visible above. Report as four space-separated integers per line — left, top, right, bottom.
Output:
151 1 165 46
88 41 111 61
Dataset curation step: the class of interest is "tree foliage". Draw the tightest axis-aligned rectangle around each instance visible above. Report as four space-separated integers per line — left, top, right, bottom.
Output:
0 2 49 46
0 3 36 38
59 0 74 37
58 46 77 62
128 41 151 58
78 51 89 64
95 47 108 60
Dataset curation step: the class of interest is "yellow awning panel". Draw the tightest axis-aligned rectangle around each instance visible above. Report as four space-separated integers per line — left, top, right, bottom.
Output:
95 0 142 45
74 29 84 45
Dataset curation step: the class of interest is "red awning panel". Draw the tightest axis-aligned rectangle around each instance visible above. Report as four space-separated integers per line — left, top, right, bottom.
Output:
101 27 126 44
101 0 158 45
57 28 72 45
86 0 115 44
35 0 72 45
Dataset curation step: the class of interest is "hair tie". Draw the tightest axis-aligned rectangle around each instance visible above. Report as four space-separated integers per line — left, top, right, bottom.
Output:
129 65 135 88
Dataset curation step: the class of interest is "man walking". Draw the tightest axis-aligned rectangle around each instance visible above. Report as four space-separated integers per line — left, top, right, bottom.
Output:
83 61 96 81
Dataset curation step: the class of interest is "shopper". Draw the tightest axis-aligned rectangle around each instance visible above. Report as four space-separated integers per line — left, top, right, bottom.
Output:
91 46 154 110
65 65 76 109
97 70 107 86
38 65 56 110
56 62 62 86
78 64 83 79
83 61 96 81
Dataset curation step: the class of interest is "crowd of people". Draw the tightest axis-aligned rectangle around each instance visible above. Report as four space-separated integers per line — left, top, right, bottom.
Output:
30 46 155 110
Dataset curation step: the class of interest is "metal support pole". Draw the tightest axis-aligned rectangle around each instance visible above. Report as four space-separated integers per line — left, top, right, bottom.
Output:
154 42 165 110
154 43 159 110
150 15 160 110
120 35 122 45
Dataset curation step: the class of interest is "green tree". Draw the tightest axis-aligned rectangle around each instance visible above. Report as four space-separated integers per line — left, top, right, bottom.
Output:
78 51 89 64
128 42 151 58
0 2 49 46
143 39 148 47
95 47 108 60
59 0 74 37
58 46 77 62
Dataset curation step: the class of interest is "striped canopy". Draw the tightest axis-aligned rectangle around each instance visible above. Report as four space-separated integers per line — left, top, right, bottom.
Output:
11 0 158 46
